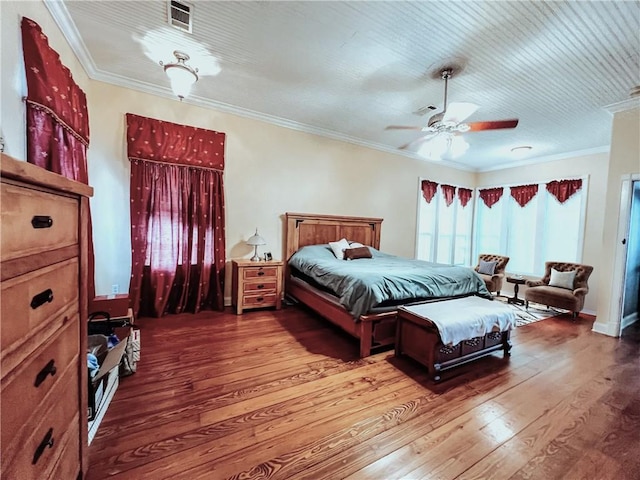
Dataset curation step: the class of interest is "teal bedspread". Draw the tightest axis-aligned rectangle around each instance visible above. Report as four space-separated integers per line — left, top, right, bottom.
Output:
288 244 491 319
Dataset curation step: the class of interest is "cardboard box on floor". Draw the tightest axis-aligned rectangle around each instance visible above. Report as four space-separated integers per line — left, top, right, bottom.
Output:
88 334 128 422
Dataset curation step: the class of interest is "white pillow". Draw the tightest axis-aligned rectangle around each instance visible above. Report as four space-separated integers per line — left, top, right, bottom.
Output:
348 241 365 248
478 259 497 275
549 268 576 290
328 238 350 259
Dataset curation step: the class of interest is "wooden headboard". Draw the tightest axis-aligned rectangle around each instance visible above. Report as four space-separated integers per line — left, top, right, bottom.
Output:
285 212 383 261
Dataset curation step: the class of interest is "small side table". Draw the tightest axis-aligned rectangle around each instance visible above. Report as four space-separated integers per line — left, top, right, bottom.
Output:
506 276 526 305
232 259 284 314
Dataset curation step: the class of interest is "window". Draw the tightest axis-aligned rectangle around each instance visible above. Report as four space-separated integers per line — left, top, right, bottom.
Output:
474 178 587 275
416 181 474 266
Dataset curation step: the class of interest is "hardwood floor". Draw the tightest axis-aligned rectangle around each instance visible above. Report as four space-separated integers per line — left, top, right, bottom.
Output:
87 305 640 480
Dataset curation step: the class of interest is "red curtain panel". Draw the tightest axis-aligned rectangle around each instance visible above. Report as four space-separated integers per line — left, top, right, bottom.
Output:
458 187 473 208
546 179 583 204
21 16 95 301
126 114 226 317
441 184 456 207
510 184 539 207
421 180 438 203
478 187 504 208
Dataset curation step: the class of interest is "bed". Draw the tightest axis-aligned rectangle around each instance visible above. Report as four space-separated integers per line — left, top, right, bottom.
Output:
284 212 490 357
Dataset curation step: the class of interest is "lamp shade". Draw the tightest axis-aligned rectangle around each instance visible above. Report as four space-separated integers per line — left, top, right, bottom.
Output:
166 65 197 99
246 229 266 246
246 228 266 261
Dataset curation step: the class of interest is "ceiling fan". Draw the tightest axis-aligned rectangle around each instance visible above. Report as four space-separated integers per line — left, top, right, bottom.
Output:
386 68 519 156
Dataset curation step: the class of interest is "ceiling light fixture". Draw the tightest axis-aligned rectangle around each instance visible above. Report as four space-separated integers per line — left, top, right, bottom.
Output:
160 50 199 101
417 133 469 161
510 145 532 157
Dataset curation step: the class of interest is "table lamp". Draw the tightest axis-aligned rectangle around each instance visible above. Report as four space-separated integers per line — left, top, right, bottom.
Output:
246 228 266 261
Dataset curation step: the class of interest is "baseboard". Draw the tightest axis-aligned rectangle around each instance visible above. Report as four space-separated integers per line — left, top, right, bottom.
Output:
621 312 639 330
591 320 620 337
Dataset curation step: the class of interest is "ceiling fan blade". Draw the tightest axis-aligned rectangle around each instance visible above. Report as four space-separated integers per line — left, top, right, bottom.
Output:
467 119 519 131
385 125 425 131
442 102 479 124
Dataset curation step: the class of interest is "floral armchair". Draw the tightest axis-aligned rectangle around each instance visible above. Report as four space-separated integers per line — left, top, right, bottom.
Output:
474 254 510 295
524 261 593 318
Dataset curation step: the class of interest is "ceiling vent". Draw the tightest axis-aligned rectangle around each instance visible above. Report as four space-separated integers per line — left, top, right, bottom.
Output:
168 0 193 33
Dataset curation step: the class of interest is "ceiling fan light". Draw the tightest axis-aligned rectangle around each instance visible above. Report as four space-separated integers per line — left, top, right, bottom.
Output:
417 133 468 160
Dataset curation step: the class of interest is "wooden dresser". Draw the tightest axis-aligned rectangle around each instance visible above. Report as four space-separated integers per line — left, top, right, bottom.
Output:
1 154 93 479
231 259 283 314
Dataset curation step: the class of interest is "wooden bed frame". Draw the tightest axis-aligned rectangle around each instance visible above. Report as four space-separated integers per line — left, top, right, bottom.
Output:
284 212 396 357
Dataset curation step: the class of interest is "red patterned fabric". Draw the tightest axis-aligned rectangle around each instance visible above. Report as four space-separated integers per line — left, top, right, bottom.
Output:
127 115 226 318
479 187 504 208
458 187 473 208
22 17 89 172
510 184 539 207
21 17 94 300
421 180 438 203
126 113 224 170
546 179 582 204
441 184 456 207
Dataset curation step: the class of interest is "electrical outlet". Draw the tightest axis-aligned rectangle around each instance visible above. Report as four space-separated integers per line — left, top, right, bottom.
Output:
111 284 119 294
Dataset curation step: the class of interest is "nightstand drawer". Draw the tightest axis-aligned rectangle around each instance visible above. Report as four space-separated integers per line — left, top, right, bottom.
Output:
243 280 277 293
243 293 277 307
243 266 278 279
1 182 78 263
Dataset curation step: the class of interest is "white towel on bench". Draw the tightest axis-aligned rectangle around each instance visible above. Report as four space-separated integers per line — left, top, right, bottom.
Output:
400 296 516 346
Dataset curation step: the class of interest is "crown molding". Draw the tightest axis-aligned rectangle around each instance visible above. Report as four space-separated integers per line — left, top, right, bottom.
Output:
478 145 610 173
44 0 99 77
604 97 640 114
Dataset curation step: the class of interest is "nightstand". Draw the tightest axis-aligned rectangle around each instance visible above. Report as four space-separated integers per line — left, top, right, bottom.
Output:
231 260 284 314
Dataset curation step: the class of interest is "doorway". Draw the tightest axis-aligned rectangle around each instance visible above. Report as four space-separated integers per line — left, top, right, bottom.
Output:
619 177 640 336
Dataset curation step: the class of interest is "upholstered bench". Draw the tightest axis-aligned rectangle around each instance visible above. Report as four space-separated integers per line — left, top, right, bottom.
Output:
395 296 516 382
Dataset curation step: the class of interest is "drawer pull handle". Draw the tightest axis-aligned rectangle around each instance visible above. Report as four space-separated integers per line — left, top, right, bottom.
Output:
257 284 264 289
32 428 54 465
31 289 54 309
257 271 265 276
34 359 57 387
31 215 53 229
257 297 264 302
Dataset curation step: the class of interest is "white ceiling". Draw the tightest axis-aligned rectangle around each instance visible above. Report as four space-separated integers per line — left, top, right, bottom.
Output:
47 0 640 171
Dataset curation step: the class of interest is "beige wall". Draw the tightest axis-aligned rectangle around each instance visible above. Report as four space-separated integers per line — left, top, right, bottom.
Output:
87 81 474 299
477 152 610 314
593 105 640 335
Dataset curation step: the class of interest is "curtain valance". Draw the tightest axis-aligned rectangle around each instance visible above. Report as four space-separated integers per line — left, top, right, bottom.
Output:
479 187 504 208
421 180 438 204
22 17 89 146
510 184 539 207
441 184 456 207
126 113 225 170
546 179 582 204
458 188 473 208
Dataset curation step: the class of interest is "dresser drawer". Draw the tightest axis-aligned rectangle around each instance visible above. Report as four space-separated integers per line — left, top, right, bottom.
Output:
1 371 78 480
1 319 79 450
243 266 278 280
243 279 277 293
243 293 278 308
1 182 78 263
1 258 79 355
49 417 80 480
